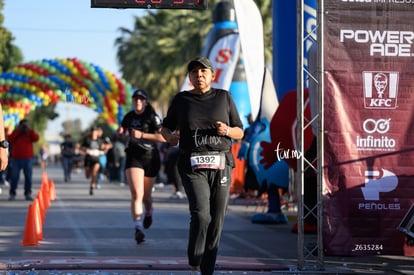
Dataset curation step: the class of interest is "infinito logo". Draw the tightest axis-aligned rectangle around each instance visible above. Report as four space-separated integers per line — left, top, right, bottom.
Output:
363 71 399 109
363 118 390 134
356 118 396 151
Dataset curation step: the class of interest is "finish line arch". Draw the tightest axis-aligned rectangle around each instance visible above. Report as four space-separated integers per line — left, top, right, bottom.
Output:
0 57 134 129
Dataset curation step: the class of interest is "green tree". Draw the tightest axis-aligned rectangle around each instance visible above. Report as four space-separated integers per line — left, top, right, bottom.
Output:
116 9 211 105
256 0 273 64
0 0 23 73
0 0 61 142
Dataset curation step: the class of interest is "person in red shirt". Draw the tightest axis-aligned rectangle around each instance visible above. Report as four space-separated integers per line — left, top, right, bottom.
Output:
8 119 39 201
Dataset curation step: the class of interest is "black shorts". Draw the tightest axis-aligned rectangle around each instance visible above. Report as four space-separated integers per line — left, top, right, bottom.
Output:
125 146 160 177
84 155 100 168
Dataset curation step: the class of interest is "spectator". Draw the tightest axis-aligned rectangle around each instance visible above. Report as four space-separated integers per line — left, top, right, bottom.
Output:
112 134 126 185
39 143 49 171
165 144 186 199
8 119 39 201
60 134 75 182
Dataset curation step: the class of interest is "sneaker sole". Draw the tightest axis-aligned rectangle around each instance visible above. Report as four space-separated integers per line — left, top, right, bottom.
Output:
135 229 145 244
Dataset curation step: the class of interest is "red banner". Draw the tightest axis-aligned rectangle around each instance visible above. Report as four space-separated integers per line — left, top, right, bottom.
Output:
323 1 414 256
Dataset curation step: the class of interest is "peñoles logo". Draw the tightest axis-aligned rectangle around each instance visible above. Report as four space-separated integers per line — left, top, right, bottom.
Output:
359 169 400 211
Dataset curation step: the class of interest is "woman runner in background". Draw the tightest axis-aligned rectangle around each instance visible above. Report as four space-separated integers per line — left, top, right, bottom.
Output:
117 89 165 244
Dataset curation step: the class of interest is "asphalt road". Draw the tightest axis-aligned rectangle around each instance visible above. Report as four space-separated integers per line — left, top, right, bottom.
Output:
0 164 413 274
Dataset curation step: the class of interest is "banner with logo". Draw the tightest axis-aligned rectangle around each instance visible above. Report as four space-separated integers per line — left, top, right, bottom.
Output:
323 1 414 256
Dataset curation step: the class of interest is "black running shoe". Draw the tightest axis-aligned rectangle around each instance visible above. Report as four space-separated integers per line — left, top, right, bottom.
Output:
135 228 145 244
143 214 152 229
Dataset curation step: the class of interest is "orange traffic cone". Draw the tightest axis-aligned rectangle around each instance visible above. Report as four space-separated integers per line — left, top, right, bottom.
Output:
22 204 39 246
42 171 49 186
42 180 51 210
49 179 56 201
36 191 46 224
33 198 43 240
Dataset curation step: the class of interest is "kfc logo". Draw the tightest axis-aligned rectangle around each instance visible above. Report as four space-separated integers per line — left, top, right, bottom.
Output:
363 71 399 109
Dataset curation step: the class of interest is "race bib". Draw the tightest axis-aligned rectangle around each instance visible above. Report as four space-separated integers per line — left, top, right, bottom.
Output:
89 149 103 157
190 151 225 170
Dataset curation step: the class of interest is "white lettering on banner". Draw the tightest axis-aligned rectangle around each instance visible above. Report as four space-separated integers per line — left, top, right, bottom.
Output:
341 0 414 3
389 0 414 3
341 0 373 2
356 135 396 150
340 30 414 57
358 202 401 210
340 30 414 44
369 98 393 107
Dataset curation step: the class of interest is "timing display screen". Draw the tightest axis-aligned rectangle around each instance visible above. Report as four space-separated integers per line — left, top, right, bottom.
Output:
91 0 208 10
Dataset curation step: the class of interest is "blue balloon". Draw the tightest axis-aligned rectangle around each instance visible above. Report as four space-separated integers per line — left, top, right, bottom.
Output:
117 105 124 125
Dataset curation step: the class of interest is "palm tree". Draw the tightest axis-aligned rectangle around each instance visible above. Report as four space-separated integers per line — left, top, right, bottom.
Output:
115 0 272 110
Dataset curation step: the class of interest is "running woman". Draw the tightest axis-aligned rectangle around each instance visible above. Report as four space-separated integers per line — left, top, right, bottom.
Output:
117 89 165 244
161 57 244 275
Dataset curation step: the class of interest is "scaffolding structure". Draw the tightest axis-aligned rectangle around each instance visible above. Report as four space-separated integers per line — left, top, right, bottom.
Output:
296 0 324 271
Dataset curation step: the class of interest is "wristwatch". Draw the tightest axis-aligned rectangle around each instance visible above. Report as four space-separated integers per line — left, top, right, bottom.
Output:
0 140 9 149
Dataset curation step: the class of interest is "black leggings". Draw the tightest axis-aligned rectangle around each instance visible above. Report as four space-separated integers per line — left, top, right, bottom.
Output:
178 153 232 275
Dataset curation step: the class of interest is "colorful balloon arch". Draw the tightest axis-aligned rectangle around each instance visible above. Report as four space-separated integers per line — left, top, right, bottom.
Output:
0 57 134 130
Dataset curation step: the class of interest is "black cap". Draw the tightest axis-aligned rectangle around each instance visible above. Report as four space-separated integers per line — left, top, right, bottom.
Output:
90 125 99 131
187 56 214 72
132 89 148 99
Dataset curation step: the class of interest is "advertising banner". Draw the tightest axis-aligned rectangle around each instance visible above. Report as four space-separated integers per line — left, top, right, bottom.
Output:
323 1 414 256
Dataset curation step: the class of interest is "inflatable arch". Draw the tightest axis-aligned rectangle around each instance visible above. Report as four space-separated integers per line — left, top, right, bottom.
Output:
0 57 134 129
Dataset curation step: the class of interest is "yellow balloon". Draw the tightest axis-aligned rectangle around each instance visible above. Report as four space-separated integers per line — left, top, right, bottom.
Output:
44 98 51 106
109 82 117 92
101 112 109 120
110 100 117 111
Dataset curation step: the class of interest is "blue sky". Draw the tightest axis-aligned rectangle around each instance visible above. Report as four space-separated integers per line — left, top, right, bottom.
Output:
3 0 145 135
